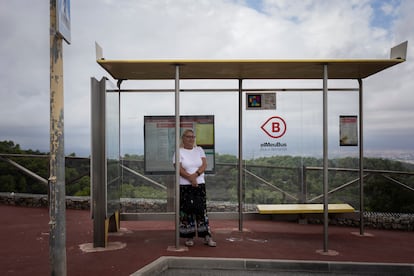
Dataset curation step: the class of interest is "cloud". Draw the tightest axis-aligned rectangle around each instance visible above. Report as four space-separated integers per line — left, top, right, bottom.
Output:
0 0 412 157
0 1 49 150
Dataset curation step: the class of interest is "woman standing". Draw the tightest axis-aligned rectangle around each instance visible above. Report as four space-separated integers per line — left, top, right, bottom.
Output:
173 129 216 247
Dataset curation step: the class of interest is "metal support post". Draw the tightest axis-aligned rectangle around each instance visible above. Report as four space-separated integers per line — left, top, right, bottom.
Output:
174 65 181 249
91 78 107 248
49 0 66 274
322 64 329 252
238 79 243 232
298 166 305 203
303 165 308 203
358 79 365 235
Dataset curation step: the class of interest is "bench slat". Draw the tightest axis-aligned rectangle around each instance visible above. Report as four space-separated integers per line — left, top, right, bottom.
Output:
257 203 355 214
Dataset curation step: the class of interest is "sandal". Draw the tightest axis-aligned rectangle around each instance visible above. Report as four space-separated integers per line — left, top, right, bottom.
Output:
204 236 217 247
185 239 194 247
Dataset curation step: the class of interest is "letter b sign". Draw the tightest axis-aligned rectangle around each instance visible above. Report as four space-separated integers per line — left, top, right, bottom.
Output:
261 116 287 139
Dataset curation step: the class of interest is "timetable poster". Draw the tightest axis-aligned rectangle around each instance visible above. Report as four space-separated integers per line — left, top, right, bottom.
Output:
144 115 215 174
339 115 358 146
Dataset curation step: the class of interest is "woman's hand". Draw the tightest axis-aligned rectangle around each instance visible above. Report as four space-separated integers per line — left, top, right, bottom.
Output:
188 173 198 187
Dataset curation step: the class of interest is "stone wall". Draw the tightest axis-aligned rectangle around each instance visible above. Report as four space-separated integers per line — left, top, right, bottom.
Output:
0 193 90 210
1 192 412 231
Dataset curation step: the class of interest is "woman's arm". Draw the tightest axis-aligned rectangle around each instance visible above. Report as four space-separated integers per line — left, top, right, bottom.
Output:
195 157 207 176
179 164 198 186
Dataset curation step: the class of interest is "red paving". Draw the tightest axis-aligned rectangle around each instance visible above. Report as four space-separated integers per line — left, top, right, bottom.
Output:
1 205 413 275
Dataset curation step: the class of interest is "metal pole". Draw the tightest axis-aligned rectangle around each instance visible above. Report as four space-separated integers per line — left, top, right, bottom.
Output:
322 64 329 252
91 78 107 248
118 82 122 232
303 165 307 203
238 79 243 232
49 0 66 274
299 166 305 203
358 79 365 235
174 65 181 248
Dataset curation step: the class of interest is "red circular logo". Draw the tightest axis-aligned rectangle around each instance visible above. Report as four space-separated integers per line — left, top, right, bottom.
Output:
261 116 287 139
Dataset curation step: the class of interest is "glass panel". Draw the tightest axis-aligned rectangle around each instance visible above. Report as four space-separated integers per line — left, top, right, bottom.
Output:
106 80 121 216
243 89 324 211
118 84 362 214
120 92 173 213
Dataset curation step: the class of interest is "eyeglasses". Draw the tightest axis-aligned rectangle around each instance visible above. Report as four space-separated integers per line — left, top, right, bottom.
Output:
184 135 196 139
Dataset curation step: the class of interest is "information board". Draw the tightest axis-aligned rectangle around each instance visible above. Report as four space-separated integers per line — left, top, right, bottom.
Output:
144 115 215 174
339 115 358 146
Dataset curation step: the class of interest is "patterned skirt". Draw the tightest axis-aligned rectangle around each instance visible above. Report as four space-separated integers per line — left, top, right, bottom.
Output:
179 184 212 238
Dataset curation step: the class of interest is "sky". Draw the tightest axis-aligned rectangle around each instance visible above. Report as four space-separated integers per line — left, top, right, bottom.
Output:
0 0 413 159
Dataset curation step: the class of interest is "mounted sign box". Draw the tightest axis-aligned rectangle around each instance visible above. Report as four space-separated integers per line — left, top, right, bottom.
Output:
339 115 358 146
144 115 215 174
246 93 276 110
56 0 71 44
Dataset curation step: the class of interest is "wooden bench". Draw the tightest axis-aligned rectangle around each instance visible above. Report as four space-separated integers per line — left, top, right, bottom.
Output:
257 203 355 214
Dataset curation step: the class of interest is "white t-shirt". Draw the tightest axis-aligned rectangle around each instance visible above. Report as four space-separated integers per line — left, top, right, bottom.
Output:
173 146 206 185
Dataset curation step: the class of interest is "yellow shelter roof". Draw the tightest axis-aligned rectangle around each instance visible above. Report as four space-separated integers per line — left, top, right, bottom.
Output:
97 58 404 80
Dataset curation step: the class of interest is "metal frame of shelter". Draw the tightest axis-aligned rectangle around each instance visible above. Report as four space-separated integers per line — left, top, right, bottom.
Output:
92 41 407 252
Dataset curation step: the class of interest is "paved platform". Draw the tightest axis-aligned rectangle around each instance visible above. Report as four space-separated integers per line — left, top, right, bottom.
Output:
1 205 413 275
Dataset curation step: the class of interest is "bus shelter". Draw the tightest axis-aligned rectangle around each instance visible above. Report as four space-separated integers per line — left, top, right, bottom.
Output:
91 41 407 251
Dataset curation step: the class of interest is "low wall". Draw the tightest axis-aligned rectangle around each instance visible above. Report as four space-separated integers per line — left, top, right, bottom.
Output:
0 193 90 210
1 192 412 231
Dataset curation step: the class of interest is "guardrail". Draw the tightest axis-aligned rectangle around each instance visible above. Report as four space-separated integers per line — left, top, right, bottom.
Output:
1 154 413 212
